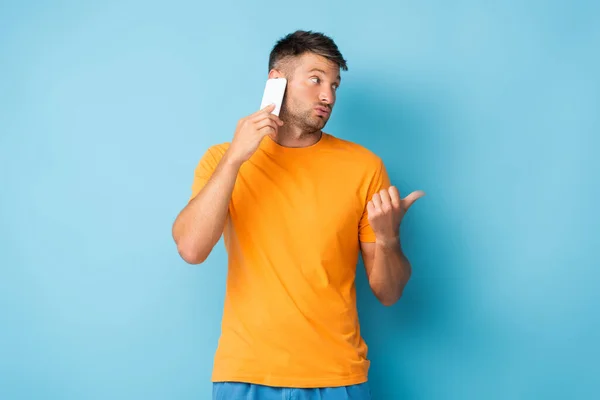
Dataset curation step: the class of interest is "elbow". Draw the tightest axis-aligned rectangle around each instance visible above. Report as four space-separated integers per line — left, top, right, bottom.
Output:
174 236 210 265
172 224 210 265
178 245 208 265
370 279 409 307
377 292 402 307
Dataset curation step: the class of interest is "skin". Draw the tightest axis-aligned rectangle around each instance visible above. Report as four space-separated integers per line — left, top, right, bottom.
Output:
172 51 425 306
266 52 340 148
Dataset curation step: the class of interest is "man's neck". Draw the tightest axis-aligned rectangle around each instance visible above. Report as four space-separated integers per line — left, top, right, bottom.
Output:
270 124 322 148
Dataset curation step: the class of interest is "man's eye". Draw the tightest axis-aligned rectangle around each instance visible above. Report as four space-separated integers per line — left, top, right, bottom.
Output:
310 77 320 83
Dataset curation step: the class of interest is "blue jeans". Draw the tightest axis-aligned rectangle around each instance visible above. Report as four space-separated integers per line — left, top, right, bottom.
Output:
212 381 372 400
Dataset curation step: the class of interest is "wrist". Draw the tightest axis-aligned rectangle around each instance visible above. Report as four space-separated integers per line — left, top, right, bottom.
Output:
375 235 401 248
222 151 244 170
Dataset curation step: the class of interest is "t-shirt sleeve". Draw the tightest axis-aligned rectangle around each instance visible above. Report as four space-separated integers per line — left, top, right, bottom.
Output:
358 158 391 242
188 146 224 202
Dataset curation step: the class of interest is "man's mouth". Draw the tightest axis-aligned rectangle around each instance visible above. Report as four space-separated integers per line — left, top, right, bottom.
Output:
314 106 330 117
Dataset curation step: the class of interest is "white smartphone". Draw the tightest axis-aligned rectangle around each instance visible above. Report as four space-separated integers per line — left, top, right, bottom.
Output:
260 78 287 116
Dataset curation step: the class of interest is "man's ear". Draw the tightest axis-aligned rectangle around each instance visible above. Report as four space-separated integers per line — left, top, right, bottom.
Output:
268 69 285 79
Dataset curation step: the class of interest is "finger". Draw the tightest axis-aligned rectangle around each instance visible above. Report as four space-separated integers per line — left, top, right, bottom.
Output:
379 188 392 210
256 121 278 136
255 118 278 131
367 200 375 216
272 114 284 126
264 113 284 126
388 186 401 209
258 125 277 137
257 125 277 137
252 109 283 126
261 103 277 113
402 190 426 210
251 103 277 118
371 193 382 210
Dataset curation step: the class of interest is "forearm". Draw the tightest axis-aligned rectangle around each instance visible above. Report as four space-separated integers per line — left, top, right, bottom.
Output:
369 237 412 306
172 152 241 264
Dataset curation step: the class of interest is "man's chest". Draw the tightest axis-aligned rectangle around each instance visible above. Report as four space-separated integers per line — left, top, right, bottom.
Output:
229 159 366 243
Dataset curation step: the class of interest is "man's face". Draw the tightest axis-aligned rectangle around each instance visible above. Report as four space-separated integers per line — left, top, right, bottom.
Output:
277 53 341 132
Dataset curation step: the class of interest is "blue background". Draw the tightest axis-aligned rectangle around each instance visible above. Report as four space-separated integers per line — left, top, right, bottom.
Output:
1 1 599 399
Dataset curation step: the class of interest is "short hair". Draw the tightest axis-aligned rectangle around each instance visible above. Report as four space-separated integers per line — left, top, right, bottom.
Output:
268 30 348 73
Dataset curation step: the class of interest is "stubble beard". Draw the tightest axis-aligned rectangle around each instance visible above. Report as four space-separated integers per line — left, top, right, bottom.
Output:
280 98 329 134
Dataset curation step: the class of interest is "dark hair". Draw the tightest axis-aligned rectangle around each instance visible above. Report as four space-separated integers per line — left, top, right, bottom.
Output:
268 30 348 73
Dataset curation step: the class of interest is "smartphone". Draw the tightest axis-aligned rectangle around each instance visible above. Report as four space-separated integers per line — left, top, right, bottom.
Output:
260 78 287 116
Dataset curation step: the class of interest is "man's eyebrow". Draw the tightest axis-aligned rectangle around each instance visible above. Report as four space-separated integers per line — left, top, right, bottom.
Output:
308 68 341 83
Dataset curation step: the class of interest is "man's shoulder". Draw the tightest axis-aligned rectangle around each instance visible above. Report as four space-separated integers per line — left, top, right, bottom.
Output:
197 142 230 163
193 142 230 172
205 142 231 157
324 133 383 166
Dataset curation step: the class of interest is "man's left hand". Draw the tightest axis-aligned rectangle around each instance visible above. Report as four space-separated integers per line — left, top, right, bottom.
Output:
367 186 426 242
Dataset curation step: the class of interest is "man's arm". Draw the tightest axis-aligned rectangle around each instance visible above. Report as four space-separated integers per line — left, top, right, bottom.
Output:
360 239 411 306
172 103 283 264
360 186 425 306
172 154 241 264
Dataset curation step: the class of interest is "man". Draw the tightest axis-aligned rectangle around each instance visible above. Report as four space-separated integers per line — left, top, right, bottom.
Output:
172 30 425 400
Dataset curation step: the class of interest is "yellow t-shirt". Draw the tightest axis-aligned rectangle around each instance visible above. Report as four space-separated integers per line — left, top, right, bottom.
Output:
189 132 390 388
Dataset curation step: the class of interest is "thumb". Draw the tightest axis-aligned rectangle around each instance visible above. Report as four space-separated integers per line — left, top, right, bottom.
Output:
402 190 426 210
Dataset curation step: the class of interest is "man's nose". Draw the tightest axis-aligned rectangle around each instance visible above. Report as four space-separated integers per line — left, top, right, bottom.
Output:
319 88 334 105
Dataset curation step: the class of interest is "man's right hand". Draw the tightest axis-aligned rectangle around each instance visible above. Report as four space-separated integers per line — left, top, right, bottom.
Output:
225 104 284 166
